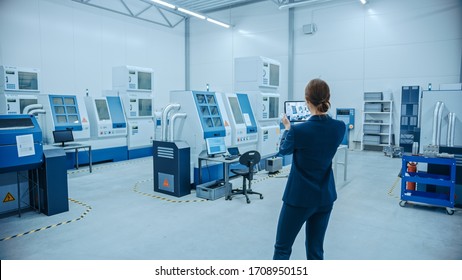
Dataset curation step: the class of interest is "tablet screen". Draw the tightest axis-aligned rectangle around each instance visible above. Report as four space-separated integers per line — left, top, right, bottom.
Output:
284 101 310 122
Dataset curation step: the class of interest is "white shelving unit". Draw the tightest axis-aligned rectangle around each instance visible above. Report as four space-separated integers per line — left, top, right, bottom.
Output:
361 99 393 151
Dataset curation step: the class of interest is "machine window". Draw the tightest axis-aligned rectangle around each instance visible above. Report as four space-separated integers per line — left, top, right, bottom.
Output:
200 106 210 116
228 96 244 124
57 115 67 123
196 94 206 104
64 97 76 105
138 99 152 117
207 95 216 104
205 118 213 127
52 97 63 105
66 106 77 114
68 115 79 124
269 97 279 119
210 106 218 115
54 106 65 114
213 117 222 127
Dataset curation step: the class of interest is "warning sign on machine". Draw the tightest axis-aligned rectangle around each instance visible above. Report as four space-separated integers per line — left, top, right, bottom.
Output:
3 192 15 203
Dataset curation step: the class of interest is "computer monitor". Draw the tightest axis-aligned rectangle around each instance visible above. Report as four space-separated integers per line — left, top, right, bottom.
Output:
53 130 74 146
284 101 310 122
205 137 226 157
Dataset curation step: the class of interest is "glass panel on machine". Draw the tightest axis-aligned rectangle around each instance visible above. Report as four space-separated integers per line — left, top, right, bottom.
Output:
196 94 206 104
66 106 77 114
64 97 76 105
207 95 216 104
54 106 65 114
138 99 152 117
19 99 37 113
213 117 222 127
138 71 152 90
95 99 110 120
269 96 279 119
200 106 210 116
68 115 79 124
0 118 34 129
18 71 38 90
57 115 67 123
52 97 63 105
228 96 244 124
269 64 279 87
205 118 213 127
209 106 218 115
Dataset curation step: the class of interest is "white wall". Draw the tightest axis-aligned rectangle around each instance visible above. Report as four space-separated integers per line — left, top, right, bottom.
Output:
1 0 460 144
189 0 462 144
0 0 185 110
189 2 289 96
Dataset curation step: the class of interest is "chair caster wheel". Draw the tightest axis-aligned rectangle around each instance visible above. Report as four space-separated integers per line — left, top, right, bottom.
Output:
246 199 251 204
260 195 264 199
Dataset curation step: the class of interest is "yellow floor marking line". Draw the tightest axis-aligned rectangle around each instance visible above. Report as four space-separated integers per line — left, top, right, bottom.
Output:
0 198 91 242
132 178 208 203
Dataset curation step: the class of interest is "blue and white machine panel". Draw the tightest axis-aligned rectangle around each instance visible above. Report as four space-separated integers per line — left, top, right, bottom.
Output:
236 93 258 134
193 91 226 139
0 115 43 173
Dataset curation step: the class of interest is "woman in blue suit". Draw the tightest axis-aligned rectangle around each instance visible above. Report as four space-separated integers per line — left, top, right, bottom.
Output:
273 79 346 260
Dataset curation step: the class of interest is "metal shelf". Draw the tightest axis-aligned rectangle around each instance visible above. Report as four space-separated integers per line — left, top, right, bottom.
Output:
361 97 393 152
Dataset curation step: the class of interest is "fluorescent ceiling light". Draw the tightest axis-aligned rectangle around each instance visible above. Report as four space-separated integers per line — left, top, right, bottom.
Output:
360 0 368 4
178 7 206 20
206 18 230 28
279 0 333 10
151 0 175 9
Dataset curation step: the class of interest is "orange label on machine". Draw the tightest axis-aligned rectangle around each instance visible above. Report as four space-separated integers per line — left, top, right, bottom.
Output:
3 192 15 203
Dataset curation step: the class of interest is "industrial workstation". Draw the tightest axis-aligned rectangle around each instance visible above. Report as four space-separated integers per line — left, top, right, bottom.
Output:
0 0 461 261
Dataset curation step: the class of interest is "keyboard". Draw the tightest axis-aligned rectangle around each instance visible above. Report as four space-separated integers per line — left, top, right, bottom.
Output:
225 154 239 160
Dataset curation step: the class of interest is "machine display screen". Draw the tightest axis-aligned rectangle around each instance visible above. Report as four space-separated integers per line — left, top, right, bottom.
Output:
284 101 310 122
138 71 152 90
53 129 74 146
95 99 110 121
269 64 280 87
206 136 226 157
138 98 152 116
18 71 38 90
228 96 244 124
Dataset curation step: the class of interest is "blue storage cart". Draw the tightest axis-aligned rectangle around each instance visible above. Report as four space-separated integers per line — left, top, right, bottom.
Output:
400 154 456 215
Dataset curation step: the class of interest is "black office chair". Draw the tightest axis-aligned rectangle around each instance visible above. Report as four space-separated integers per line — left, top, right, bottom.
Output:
226 150 263 204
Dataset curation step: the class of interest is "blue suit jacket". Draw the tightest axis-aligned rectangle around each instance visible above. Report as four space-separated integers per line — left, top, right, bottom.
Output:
279 115 346 207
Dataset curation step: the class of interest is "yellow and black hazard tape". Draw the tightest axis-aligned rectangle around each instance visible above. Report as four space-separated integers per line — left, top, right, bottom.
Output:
0 198 91 242
252 167 290 184
132 167 290 203
133 178 208 203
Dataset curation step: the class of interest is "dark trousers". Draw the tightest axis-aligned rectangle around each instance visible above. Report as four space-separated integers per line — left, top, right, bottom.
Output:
273 202 333 260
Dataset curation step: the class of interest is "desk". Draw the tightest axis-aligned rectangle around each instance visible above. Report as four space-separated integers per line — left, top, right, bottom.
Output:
333 145 348 187
198 155 240 191
60 143 92 173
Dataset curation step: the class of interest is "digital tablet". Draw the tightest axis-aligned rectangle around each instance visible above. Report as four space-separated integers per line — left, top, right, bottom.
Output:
284 101 310 122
